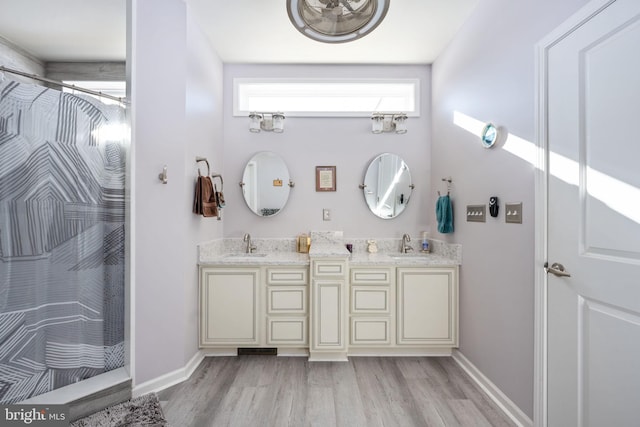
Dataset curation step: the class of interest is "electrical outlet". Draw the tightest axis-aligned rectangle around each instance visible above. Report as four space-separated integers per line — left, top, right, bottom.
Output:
323 208 331 221
505 203 523 224
466 205 486 222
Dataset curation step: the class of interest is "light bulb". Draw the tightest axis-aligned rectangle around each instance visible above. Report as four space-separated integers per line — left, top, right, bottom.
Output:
249 113 262 133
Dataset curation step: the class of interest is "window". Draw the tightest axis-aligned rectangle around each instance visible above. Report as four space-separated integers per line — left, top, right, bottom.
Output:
234 78 419 117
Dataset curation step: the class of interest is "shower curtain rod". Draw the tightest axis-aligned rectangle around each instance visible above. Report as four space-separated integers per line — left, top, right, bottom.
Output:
0 65 128 104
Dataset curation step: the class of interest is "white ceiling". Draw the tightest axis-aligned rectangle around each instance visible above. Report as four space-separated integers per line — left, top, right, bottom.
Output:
0 0 478 64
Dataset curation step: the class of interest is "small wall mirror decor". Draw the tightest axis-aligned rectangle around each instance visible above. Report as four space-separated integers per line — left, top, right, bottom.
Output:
240 151 292 217
361 153 413 219
480 123 498 148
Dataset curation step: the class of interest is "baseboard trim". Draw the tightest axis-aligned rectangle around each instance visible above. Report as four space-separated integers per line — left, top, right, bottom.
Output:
452 349 533 427
132 350 204 397
348 347 452 357
277 348 309 357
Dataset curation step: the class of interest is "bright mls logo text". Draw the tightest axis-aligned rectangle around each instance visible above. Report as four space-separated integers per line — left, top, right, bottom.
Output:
3 406 68 425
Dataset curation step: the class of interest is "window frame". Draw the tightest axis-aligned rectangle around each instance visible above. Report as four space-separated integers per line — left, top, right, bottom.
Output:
233 78 420 118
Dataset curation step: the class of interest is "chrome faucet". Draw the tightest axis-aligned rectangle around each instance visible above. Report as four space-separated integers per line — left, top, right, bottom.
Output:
243 233 257 253
401 233 413 253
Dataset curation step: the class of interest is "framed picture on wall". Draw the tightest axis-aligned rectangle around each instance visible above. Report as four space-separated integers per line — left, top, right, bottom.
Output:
315 166 336 192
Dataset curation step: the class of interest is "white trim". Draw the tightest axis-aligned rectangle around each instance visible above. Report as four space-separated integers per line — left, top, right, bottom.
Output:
347 347 452 357
277 348 310 357
21 368 130 404
533 2 617 426
533 29 549 427
200 349 238 357
536 0 616 49
452 350 533 427
126 0 137 390
132 350 204 397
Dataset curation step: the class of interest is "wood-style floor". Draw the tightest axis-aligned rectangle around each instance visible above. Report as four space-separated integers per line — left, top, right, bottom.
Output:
158 356 516 427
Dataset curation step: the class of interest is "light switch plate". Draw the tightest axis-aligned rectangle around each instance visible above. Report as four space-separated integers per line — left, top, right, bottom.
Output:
505 202 523 224
466 205 486 222
323 208 331 221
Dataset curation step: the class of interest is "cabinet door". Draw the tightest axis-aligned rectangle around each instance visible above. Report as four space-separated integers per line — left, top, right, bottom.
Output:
200 267 260 346
311 280 346 350
397 268 458 346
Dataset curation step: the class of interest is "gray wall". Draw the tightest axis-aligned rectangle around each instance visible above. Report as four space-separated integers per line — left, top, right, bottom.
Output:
222 64 432 241
129 0 224 386
431 0 589 417
46 62 125 81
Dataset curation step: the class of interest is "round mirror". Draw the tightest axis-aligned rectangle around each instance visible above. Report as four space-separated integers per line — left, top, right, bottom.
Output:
362 153 413 219
241 152 291 217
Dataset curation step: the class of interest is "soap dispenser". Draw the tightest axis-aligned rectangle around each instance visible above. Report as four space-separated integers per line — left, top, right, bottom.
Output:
421 231 430 253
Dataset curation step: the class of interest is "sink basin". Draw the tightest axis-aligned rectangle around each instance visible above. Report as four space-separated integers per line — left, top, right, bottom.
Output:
224 253 267 258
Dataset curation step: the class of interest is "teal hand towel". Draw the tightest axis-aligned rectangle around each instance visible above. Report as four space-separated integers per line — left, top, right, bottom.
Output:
436 195 454 233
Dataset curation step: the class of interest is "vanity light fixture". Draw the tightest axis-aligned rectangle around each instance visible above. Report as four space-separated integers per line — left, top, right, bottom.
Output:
249 112 285 133
287 0 390 44
371 112 408 134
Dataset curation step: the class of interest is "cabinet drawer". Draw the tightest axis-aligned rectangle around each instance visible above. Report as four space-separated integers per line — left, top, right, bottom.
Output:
351 286 389 313
266 268 308 285
312 260 346 277
268 286 307 314
350 318 390 345
267 317 308 345
350 268 392 285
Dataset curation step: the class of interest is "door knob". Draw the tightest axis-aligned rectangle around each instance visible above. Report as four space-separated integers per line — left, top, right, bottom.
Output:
545 262 571 277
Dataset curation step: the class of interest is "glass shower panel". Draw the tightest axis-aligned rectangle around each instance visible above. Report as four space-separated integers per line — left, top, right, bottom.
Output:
0 78 127 403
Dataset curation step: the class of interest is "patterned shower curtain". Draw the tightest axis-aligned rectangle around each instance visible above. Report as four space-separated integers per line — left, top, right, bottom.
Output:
0 77 127 403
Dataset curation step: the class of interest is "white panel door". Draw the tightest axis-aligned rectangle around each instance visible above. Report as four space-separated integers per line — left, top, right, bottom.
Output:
545 1 640 425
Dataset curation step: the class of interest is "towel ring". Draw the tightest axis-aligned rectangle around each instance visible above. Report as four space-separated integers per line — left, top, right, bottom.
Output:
196 156 210 177
438 177 452 196
211 174 223 190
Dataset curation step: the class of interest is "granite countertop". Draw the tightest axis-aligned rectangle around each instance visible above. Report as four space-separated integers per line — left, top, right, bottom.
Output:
199 251 310 266
349 252 459 267
199 250 459 267
308 242 350 257
198 234 461 267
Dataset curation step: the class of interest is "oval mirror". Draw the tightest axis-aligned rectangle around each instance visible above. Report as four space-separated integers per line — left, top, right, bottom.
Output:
241 151 291 217
362 153 413 219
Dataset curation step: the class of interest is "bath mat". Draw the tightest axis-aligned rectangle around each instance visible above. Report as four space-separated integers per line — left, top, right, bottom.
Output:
71 393 168 427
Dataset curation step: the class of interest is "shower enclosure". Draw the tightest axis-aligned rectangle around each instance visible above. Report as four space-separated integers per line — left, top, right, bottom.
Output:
0 75 128 404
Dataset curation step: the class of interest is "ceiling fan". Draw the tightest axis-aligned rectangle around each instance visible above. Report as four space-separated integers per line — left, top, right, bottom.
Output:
287 0 390 43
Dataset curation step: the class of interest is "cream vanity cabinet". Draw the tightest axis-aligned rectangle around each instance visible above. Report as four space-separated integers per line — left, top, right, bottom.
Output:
396 267 458 347
349 267 394 346
265 267 309 346
200 267 261 346
309 258 349 360
199 261 458 354
199 265 309 348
